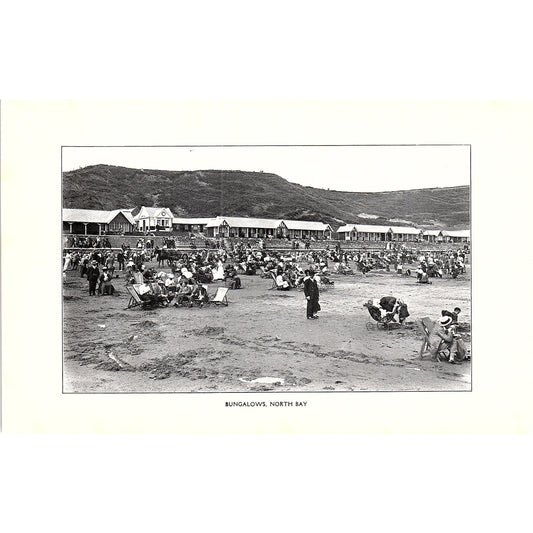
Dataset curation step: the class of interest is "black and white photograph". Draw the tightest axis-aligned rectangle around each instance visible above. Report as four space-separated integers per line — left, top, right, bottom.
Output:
62 144 471 393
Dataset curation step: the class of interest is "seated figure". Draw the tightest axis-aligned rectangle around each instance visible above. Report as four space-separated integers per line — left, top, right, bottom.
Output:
174 279 196 306
428 315 469 363
99 268 115 295
275 273 291 290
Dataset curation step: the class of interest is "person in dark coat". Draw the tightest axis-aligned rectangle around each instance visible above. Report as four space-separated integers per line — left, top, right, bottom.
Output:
303 269 321 319
117 251 125 271
87 261 100 296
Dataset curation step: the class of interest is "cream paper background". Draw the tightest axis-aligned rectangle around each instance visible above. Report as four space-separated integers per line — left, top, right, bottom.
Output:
1 100 531 433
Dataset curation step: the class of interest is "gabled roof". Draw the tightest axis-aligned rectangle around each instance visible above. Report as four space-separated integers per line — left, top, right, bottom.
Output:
442 229 470 238
135 206 174 220
336 224 356 233
283 220 331 231
350 225 392 233
206 217 226 228
106 209 135 225
421 229 442 236
388 225 420 235
338 224 419 234
206 216 284 229
63 208 135 225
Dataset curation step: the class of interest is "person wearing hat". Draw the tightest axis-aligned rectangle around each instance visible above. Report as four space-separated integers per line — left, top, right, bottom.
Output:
86 261 100 296
303 269 321 319
428 315 467 363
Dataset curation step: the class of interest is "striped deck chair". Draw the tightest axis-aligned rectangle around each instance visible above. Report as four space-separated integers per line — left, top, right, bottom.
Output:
208 287 229 306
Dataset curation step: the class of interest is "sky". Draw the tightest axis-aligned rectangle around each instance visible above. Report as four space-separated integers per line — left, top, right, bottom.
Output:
62 145 470 192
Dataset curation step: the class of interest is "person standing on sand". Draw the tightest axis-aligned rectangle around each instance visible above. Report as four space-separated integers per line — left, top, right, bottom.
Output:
303 269 321 319
87 261 100 296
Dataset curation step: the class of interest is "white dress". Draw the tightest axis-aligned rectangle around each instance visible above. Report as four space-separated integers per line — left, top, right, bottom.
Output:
212 261 225 281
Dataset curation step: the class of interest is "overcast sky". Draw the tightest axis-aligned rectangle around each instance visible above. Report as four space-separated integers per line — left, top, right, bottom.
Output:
62 145 470 192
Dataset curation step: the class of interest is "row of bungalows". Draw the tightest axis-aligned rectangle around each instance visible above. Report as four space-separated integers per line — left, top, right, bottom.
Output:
337 224 470 243
203 216 333 239
336 224 420 242
63 208 333 239
63 207 469 243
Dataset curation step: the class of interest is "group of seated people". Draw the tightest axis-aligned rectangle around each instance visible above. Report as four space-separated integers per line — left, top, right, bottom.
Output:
363 298 470 364
269 261 334 290
134 270 210 307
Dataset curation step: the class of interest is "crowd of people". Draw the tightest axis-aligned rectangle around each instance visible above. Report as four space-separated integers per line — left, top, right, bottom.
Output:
66 236 113 249
63 238 470 364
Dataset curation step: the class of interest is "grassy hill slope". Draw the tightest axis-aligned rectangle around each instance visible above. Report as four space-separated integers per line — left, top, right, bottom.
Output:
63 165 470 229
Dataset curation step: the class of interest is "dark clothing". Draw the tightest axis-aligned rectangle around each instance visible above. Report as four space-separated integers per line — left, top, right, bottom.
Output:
379 296 409 323
87 266 100 295
379 297 397 312
397 304 410 322
303 276 320 318
442 310 459 324
228 276 241 289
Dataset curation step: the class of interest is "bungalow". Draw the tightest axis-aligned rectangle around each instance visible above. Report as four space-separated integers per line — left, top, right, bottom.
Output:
62 208 136 235
204 216 333 239
336 224 393 241
337 224 420 242
205 216 287 238
420 229 443 243
172 217 212 233
134 206 174 233
441 229 470 243
283 220 332 240
388 226 420 242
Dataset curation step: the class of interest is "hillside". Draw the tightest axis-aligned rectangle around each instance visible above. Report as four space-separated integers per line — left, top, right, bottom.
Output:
62 165 470 230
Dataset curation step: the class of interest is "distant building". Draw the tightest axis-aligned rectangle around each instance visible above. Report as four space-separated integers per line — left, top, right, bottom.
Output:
441 229 470 243
283 220 332 239
62 208 136 235
338 224 470 244
388 226 421 242
205 216 286 238
337 224 420 241
172 217 212 233
420 229 443 243
134 206 174 233
203 216 332 239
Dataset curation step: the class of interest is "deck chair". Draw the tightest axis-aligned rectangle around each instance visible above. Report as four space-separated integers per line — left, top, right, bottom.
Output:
208 287 229 306
416 317 434 358
126 284 144 309
269 272 290 291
